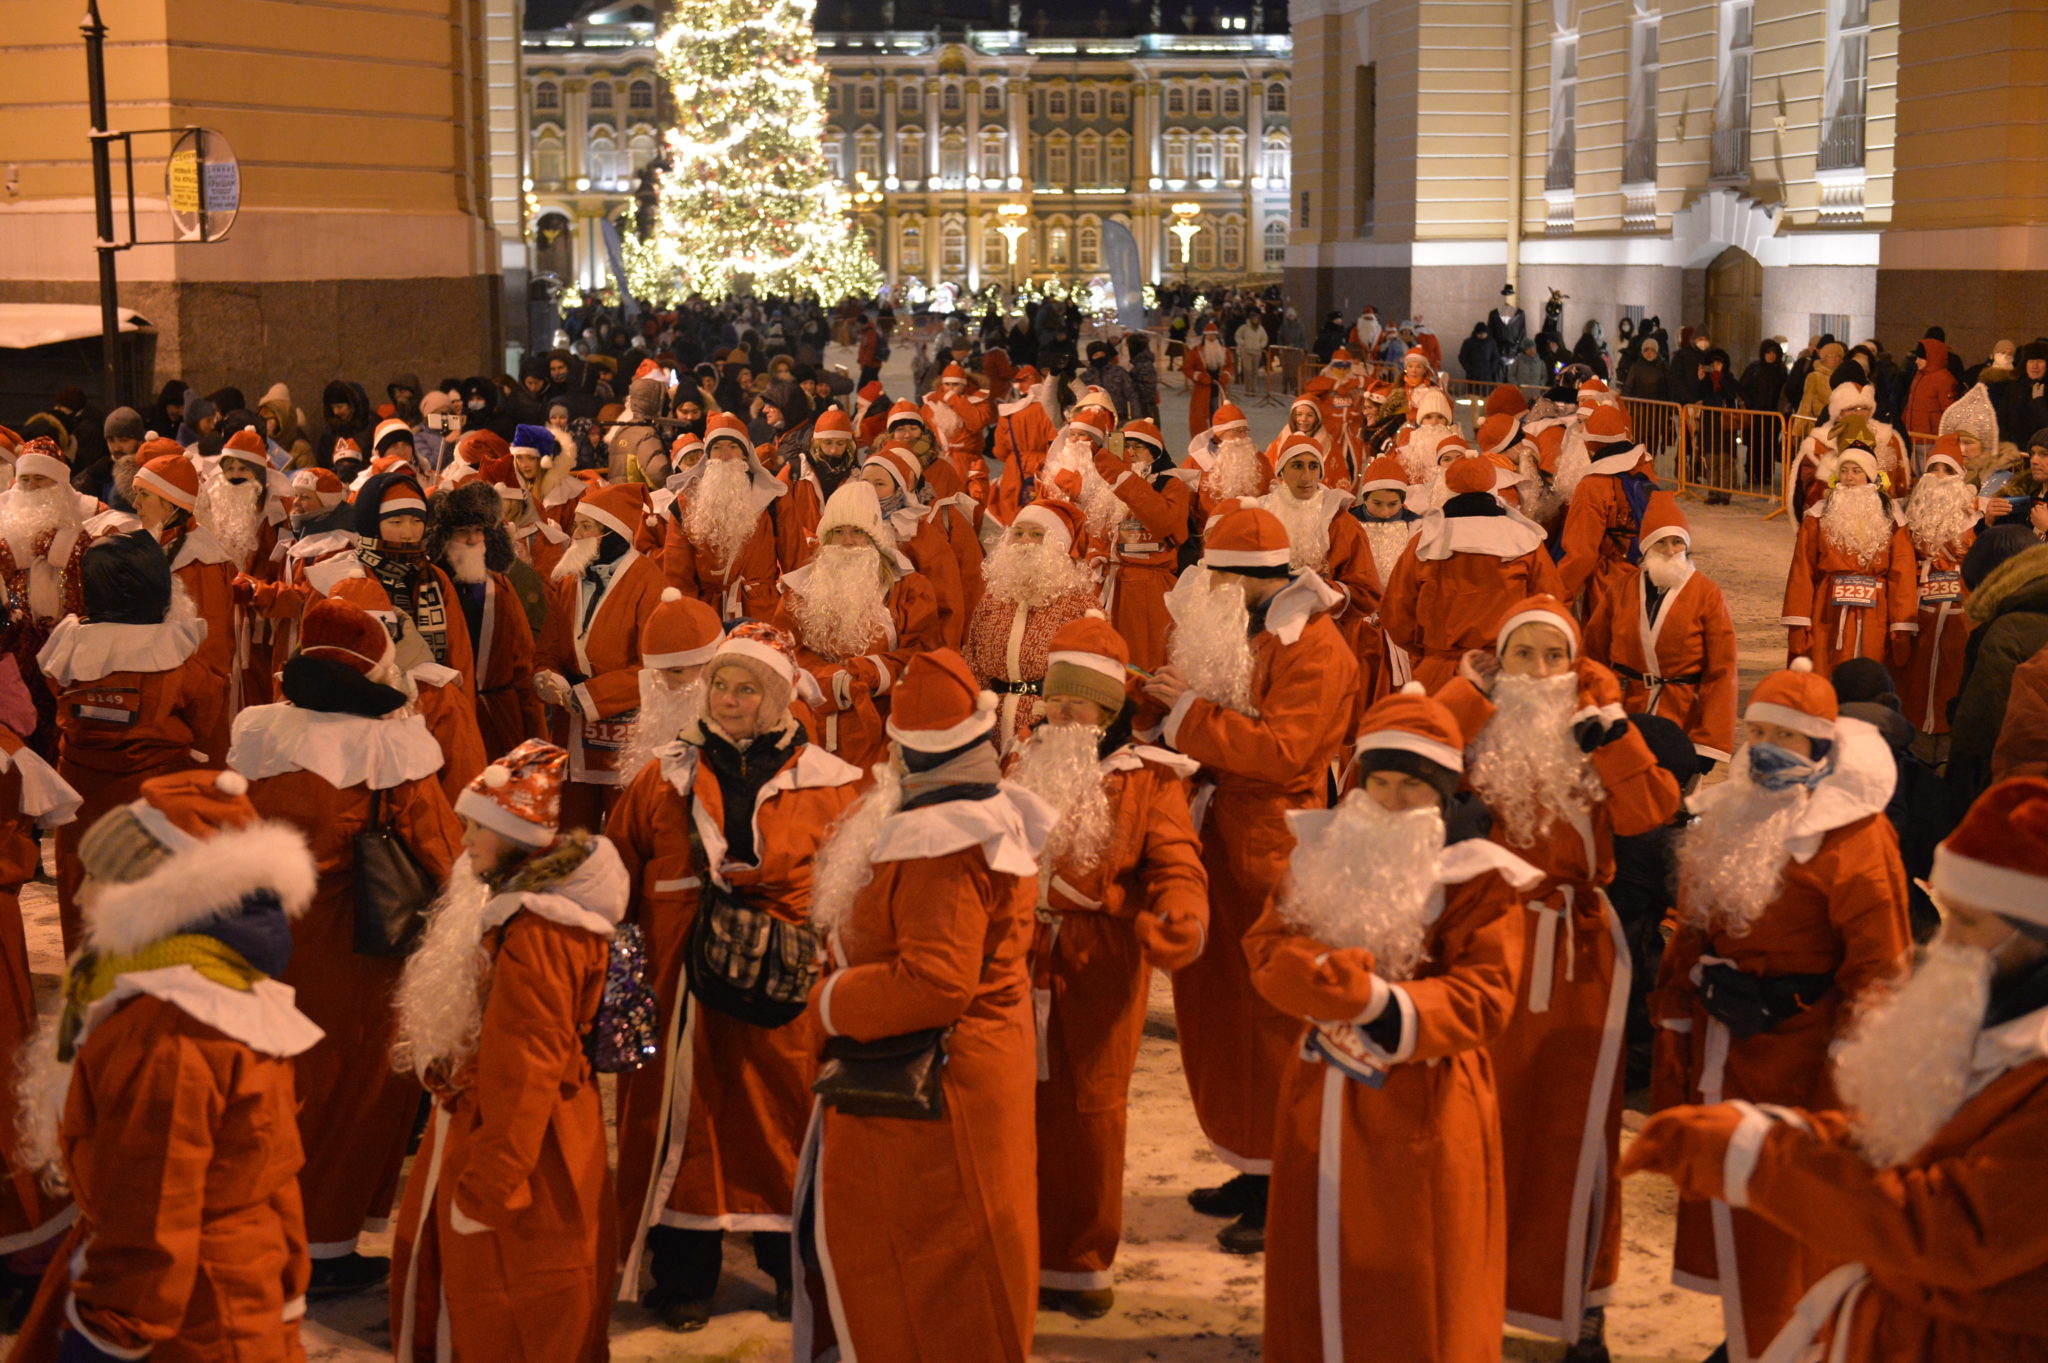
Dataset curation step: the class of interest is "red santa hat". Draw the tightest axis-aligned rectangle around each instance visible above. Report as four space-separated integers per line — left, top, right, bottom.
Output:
863 445 921 496
1202 322 1220 335
640 587 722 669
115 768 262 858
135 452 201 512
940 362 968 383
1485 383 1530 418
1067 404 1116 443
1274 433 1324 474
1491 594 1581 658
1352 681 1467 774
702 411 754 457
1014 499 1087 558
14 436 72 485
1476 412 1522 456
1925 433 1966 474
857 379 886 404
1358 452 1410 494
813 407 853 440
299 596 395 675
1122 419 1166 456
1410 388 1454 425
137 435 184 464
331 436 364 466
886 648 998 753
373 418 415 454
1043 610 1131 713
669 431 704 466
1576 377 1611 405
1639 490 1691 549
633 358 663 382
482 455 527 503
220 427 269 468
290 466 349 509
1582 404 1647 473
1209 403 1249 435
375 476 428 519
884 399 928 431
1443 454 1498 498
1203 506 1292 574
456 739 569 848
576 482 652 542
1744 658 1838 740
1929 777 2048 926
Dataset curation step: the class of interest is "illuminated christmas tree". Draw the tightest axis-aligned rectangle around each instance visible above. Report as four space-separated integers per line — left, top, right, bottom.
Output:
624 0 879 303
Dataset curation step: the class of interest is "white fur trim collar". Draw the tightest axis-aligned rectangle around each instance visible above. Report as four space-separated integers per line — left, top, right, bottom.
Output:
228 704 445 792
1262 570 1343 644
37 614 206 685
0 743 80 828
1103 742 1202 780
170 525 234 570
482 835 630 936
76 968 323 1059
1413 506 1549 561
85 821 318 956
869 784 1056 877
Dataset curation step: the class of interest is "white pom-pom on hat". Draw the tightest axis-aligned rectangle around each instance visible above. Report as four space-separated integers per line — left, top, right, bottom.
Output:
214 771 249 797
1399 680 1427 696
483 764 511 788
660 587 682 603
645 513 661 527
1084 608 1107 620
1791 657 1814 673
976 691 998 713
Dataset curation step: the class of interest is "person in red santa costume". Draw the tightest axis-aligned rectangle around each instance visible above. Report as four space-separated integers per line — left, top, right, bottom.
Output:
1898 436 1978 735
1382 454 1566 691
1081 418 1195 673
226 595 463 1301
771 480 941 771
1555 403 1663 623
1625 775 2048 1363
921 361 993 509
1262 392 1344 489
1184 322 1235 438
1791 385 1913 514
989 366 1059 525
1022 396 1116 527
389 739 624 1363
1583 491 1741 766
662 413 800 622
780 405 863 558
506 424 583 580
879 399 985 538
1395 387 1460 486
607 624 861 1331
535 481 673 829
1183 403 1270 522
10 769 322 1363
964 499 1100 752
792 649 1053 1363
1782 443 1919 674
1006 613 1209 1320
246 464 356 678
858 444 977 647
1350 451 1423 704
1250 684 1542 1363
0 727 77 1305
39 530 220 953
428 479 543 761
1645 660 1914 1363
1434 595 1682 1360
1141 506 1359 1253
205 429 292 709
127 451 239 758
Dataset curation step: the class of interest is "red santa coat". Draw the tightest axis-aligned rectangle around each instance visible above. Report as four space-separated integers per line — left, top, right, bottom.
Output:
228 705 462 1259
392 837 625 1363
883 499 974 648
537 548 672 802
963 586 1099 750
1723 1035 2048 1363
919 457 991 602
1183 340 1234 437
1781 501 1919 672
1791 422 1913 513
1556 461 1654 621
1647 723 1913 1363
1583 563 1742 762
989 399 1058 525
468 570 545 760
1093 460 1196 672
168 525 240 759
1441 676 1682 1340
1160 574 1359 1169
1899 532 1974 734
794 787 1052 1363
0 733 78 1259
661 479 802 622
40 613 220 952
771 559 942 770
606 737 860 1291
1381 511 1568 691
923 388 993 507
1030 746 1209 1290
1248 838 1539 1363
1263 488 1386 740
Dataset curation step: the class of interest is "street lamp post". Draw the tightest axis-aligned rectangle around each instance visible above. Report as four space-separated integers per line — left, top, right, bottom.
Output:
996 202 1028 276
1168 202 1203 280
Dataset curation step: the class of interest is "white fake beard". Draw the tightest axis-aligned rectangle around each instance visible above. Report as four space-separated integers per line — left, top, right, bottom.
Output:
1552 433 1593 505
0 485 79 552
1262 486 1332 571
1644 548 1695 592
1009 722 1113 875
391 858 494 1080
1835 941 1993 1167
1361 517 1411 587
201 479 265 568
550 533 600 582
809 762 905 939
793 544 891 660
1820 485 1894 567
1203 434 1265 501
983 537 1091 610
1200 339 1227 372
1165 568 1258 715
1279 794 1444 982
1468 674 1604 848
618 672 704 784
685 457 761 567
1907 476 1978 563
442 538 488 585
1399 426 1450 483
13 1016 74 1195
1676 751 1807 935
1046 433 1126 542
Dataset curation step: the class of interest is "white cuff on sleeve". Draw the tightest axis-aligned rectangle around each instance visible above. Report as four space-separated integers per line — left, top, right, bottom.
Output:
1350 972 1391 1025
817 971 847 1037
449 1205 495 1235
1723 1099 1807 1209
1161 689 1200 749
572 682 600 723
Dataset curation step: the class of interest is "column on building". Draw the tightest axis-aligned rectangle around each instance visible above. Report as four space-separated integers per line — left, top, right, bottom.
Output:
883 76 899 182
967 208 983 291
926 77 941 184
1245 61 1264 231
562 77 589 180
965 76 981 188
1008 70 1026 184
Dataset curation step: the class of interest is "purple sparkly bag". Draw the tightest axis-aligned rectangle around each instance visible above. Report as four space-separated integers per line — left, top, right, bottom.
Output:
585 922 659 1074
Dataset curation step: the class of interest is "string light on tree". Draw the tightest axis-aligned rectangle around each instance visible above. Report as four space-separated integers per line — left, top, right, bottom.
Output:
624 0 880 303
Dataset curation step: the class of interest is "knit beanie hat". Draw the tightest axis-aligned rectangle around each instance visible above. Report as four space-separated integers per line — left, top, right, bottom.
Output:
1043 611 1131 715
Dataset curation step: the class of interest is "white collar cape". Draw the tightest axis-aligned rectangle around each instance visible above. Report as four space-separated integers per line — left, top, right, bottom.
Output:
38 613 205 685
1413 504 1549 561
170 525 234 570
479 835 631 937
227 703 445 792
76 968 323 1059
1103 742 1202 779
1685 715 1897 863
869 783 1056 877
0 741 79 828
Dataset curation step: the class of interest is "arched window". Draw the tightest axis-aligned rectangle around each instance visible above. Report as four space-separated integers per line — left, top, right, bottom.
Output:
1048 85 1068 118
629 131 658 173
822 136 845 179
856 83 878 114
979 128 1006 181
1193 134 1218 181
901 223 924 271
983 82 1003 112
1045 219 1071 267
1222 132 1245 182
1107 131 1131 186
533 211 573 280
1108 87 1129 118
589 81 614 110
899 82 920 114
534 80 560 111
1078 87 1099 118
589 133 620 185
1220 217 1243 269
940 217 966 274
1266 80 1288 113
940 131 967 181
628 80 654 112
1193 228 1215 270
1223 85 1242 116
1262 132 1289 182
1164 131 1189 181
855 131 880 178
942 83 963 114
1077 131 1101 186
1194 85 1215 116
533 133 565 185
1263 218 1287 266
899 128 926 179
1166 85 1186 116
982 223 1008 270
1077 217 1102 270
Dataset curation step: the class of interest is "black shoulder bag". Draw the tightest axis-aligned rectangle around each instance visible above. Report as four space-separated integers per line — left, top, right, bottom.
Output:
352 787 438 958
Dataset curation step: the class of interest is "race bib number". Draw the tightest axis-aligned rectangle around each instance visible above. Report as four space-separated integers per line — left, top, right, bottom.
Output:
1831 574 1880 610
68 687 139 727
583 714 634 755
1920 568 1962 606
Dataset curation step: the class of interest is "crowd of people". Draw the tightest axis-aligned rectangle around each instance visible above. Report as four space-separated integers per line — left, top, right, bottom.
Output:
0 285 2040 1363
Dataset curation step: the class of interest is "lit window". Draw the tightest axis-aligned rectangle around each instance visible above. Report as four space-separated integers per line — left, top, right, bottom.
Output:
1079 88 1098 118
979 129 1005 180
1194 86 1214 116
1222 86 1242 116
629 80 654 112
1222 136 1244 182
1265 81 1287 113
534 136 564 184
1263 219 1286 266
1107 135 1131 185
1167 86 1186 116
1078 220 1101 270
1193 137 1217 180
901 225 923 270
534 81 560 111
1047 223 1070 266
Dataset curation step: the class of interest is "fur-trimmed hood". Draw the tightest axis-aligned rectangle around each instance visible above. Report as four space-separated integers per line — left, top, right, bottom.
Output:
1967 543 2048 625
480 831 628 936
84 821 318 957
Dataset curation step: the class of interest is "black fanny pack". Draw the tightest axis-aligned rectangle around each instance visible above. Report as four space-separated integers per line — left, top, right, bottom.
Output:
1698 963 1837 1041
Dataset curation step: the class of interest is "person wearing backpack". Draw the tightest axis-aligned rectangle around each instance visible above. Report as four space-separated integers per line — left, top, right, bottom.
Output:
388 739 626 1363
604 623 862 1331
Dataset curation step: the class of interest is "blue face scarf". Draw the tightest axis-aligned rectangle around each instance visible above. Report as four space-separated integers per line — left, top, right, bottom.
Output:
877 488 906 517
1748 740 1831 792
